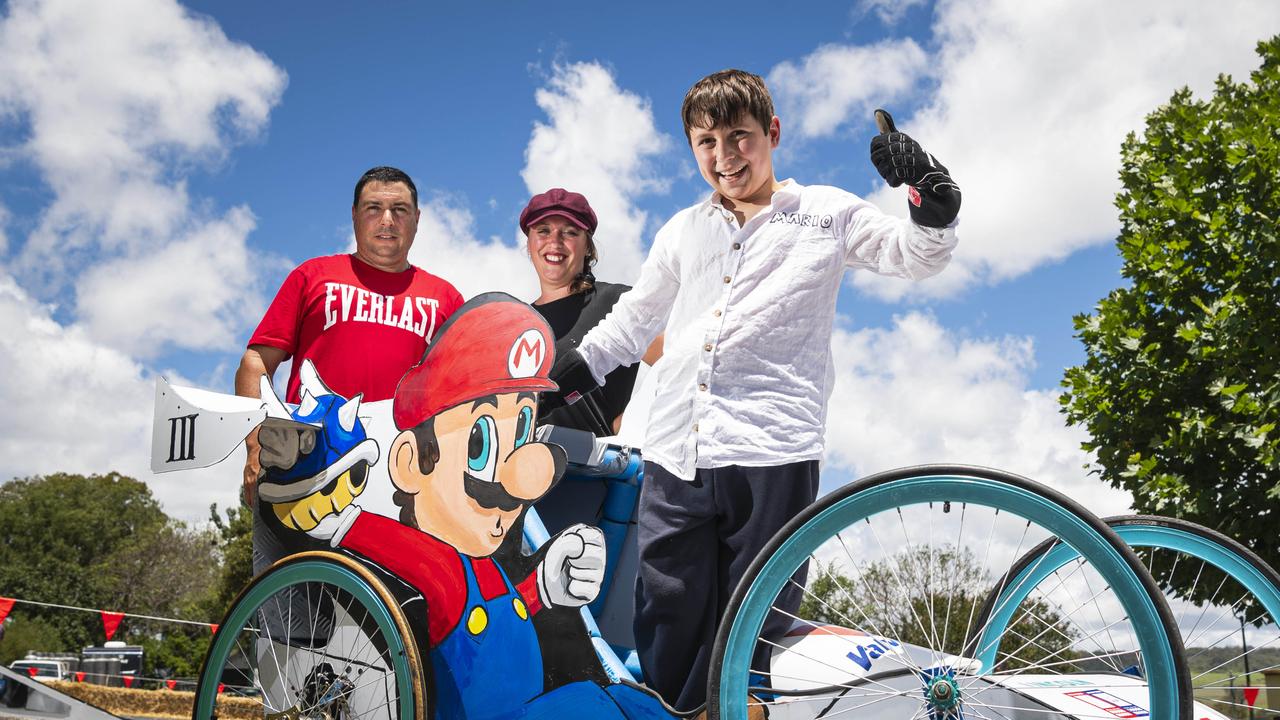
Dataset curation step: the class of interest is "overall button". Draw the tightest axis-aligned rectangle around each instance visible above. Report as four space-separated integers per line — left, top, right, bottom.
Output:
467 606 488 635
512 597 528 621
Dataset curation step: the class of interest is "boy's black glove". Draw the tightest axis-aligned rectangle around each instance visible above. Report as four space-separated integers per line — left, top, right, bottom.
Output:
540 346 599 413
869 108 961 228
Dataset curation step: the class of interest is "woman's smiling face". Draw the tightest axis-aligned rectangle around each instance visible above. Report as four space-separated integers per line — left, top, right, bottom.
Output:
527 215 590 293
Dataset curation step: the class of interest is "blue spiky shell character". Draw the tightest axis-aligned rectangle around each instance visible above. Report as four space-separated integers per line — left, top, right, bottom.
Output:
256 360 381 532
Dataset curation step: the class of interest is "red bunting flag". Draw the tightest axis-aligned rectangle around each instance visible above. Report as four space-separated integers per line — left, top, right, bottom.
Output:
209 623 219 635
101 610 125 641
166 679 177 691
0 597 14 624
26 667 38 678
122 676 134 688
75 672 86 682
1245 687 1260 707
217 683 225 694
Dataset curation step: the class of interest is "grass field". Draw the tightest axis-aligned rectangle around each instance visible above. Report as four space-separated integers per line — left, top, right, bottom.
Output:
1194 670 1275 719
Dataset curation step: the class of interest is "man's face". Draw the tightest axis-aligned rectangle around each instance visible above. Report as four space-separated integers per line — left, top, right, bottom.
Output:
352 180 420 272
389 392 561 557
689 113 780 207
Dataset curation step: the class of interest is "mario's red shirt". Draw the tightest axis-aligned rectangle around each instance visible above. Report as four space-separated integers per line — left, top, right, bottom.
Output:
249 254 463 403
341 511 541 646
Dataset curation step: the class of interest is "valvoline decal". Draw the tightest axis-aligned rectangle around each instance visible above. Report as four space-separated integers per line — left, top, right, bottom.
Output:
845 636 901 671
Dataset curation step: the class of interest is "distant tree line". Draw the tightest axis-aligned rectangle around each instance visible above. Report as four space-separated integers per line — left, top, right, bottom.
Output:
0 472 251 679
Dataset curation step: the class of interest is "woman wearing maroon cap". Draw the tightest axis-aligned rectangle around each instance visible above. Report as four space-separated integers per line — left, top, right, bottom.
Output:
521 188 662 437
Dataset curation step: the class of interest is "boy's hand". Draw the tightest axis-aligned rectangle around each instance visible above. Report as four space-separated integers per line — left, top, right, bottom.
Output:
869 108 961 228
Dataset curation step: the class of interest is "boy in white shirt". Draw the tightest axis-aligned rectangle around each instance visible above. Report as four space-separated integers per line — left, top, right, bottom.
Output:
547 68 960 712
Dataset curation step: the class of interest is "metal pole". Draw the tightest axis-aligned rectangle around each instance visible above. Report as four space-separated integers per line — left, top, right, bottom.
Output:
1242 614 1254 720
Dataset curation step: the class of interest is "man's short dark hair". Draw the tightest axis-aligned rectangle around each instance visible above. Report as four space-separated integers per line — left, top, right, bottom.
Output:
353 166 418 208
681 69 775 142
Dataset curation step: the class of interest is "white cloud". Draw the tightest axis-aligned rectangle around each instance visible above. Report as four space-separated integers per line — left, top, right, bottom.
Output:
399 61 673 304
857 0 928 25
405 195 541 301
0 275 250 521
773 1 1280 300
75 207 267 357
769 38 929 140
0 273 153 486
0 0 286 351
0 0 286 519
822 312 1131 517
522 61 672 284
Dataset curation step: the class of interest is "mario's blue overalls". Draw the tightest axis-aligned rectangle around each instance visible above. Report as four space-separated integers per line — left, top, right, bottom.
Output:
430 555 672 720
430 554 541 718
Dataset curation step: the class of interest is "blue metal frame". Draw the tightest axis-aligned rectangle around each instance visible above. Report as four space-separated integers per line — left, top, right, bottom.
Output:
522 443 647 684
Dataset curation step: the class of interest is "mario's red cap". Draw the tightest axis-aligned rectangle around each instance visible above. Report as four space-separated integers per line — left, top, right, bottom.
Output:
393 293 557 430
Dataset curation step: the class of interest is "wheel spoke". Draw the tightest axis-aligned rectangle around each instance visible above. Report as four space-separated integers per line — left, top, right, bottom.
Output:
194 554 419 720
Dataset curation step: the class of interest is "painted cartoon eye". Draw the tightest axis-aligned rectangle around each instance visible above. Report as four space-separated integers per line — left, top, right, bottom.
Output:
514 406 534 448
467 415 498 482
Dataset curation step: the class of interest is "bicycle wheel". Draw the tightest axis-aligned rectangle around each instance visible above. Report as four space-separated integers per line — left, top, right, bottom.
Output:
194 551 425 720
976 515 1280 719
707 465 1191 720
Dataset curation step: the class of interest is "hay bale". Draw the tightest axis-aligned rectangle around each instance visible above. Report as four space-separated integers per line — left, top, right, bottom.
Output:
45 681 259 719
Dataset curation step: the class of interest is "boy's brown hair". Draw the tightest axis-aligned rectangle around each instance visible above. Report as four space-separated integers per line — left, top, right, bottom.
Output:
680 69 775 142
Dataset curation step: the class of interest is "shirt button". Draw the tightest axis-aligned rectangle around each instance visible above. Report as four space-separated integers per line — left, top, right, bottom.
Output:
693 423 699 432
733 242 741 250
703 343 712 352
713 310 722 317
723 276 731 284
699 383 708 391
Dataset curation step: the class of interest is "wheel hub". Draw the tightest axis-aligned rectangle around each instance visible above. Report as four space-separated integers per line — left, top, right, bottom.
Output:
921 667 962 718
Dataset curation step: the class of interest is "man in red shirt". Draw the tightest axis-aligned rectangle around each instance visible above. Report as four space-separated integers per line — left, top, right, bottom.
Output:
236 166 463 570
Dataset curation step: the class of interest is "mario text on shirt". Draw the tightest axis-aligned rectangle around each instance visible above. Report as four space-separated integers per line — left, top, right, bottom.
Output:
769 212 833 228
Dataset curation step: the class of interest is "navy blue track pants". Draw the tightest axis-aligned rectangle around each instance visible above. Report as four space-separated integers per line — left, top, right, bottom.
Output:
633 460 819 711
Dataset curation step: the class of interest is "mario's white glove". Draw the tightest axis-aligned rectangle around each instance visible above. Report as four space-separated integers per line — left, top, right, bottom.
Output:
305 504 361 547
537 524 606 608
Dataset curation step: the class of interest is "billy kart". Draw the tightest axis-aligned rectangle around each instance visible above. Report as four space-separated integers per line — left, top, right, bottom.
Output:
152 381 1279 719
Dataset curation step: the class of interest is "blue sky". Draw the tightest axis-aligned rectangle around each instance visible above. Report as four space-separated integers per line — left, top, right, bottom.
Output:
0 0 1275 521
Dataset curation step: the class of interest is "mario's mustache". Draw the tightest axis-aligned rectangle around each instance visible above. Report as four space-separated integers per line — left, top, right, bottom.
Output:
464 473 522 511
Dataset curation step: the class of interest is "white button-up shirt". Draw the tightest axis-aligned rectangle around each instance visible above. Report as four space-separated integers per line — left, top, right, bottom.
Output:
576 180 957 479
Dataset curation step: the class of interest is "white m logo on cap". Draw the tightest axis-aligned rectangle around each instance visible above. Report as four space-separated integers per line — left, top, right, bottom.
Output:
508 329 546 378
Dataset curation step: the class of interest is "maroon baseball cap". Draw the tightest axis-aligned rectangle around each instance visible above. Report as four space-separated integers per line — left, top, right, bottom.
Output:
519 188 598 235
393 293 558 430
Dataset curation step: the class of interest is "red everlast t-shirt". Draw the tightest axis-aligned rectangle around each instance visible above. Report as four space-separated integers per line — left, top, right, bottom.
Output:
249 254 464 403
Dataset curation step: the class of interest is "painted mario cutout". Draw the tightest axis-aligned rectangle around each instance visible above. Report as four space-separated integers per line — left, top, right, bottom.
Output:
262 292 672 720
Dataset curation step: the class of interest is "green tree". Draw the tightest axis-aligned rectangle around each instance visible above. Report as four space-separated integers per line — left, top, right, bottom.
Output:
206 503 253 619
130 503 254 681
0 614 65 665
800 546 1078 670
1061 37 1280 595
0 472 172 650
0 473 222 666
